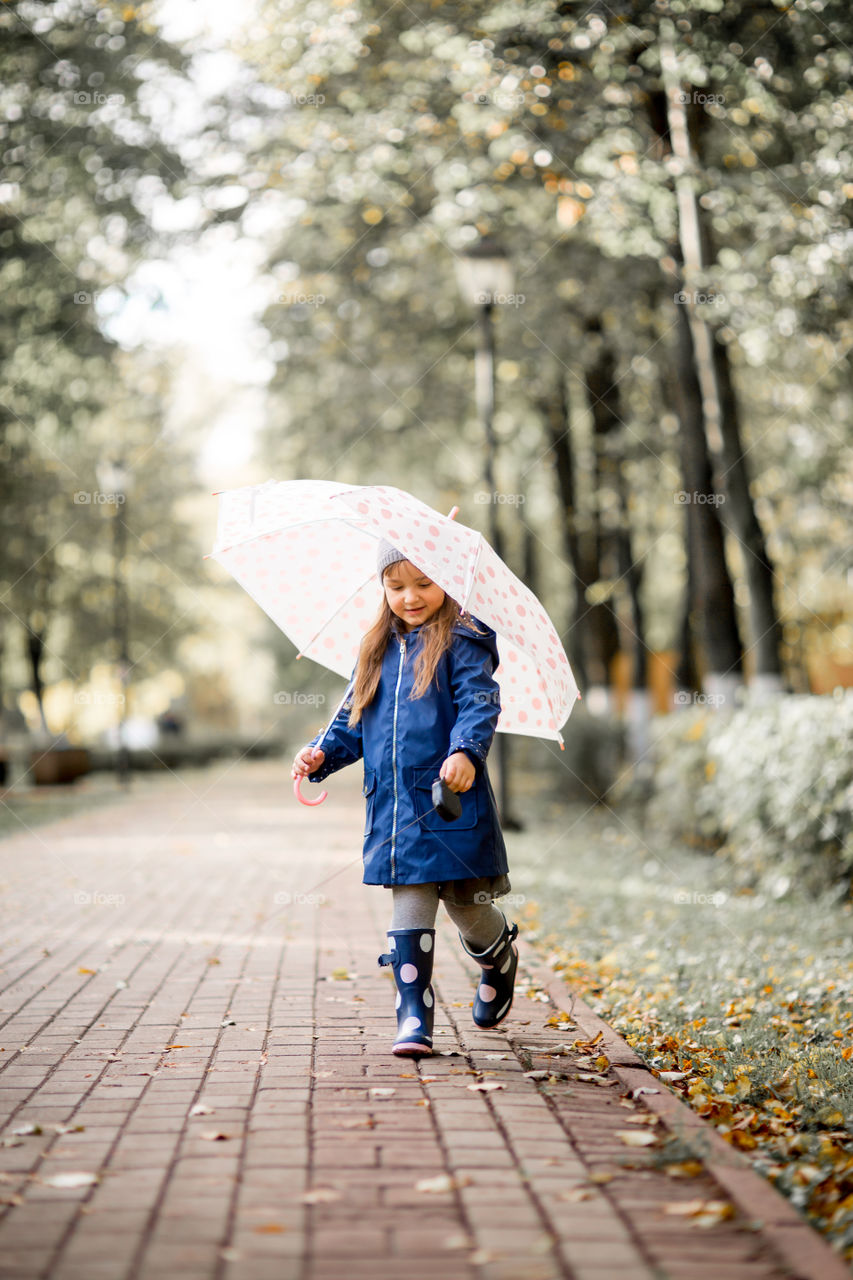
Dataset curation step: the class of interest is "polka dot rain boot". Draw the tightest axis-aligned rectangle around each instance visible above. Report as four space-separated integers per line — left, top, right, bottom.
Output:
460 914 519 1029
377 928 435 1056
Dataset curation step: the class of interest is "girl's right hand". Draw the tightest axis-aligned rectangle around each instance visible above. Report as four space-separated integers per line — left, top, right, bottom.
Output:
291 745 325 779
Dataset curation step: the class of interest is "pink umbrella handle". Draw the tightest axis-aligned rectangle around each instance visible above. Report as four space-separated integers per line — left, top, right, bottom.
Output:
293 776 328 806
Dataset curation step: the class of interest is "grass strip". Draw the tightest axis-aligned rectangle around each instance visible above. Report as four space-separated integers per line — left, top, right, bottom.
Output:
508 802 853 1261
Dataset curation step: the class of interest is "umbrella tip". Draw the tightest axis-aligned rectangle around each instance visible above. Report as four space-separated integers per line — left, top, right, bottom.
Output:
447 505 459 521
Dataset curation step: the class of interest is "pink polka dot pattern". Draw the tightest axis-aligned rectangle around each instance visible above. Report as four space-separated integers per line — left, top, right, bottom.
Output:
211 480 579 741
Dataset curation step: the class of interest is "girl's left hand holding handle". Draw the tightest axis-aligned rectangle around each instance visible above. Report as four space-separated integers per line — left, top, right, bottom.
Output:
440 750 475 793
291 745 325 780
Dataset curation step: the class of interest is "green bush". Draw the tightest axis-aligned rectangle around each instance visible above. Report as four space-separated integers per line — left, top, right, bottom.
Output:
645 706 724 848
646 691 853 895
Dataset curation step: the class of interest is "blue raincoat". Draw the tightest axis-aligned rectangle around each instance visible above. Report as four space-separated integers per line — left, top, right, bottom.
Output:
306 619 508 886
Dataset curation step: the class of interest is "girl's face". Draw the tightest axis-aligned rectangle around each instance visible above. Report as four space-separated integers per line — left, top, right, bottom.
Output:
383 560 446 631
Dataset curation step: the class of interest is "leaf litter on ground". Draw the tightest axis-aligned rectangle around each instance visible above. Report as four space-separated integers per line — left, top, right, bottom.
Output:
509 802 853 1259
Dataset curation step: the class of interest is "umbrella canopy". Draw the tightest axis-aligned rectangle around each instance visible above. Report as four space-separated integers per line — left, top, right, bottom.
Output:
210 479 580 744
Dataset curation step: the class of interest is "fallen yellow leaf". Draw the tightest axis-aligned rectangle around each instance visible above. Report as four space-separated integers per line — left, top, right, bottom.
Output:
574 1032 604 1052
560 1186 595 1202
41 1172 99 1189
616 1130 658 1147
664 1161 704 1178
665 1198 713 1216
416 1174 471 1194
664 1198 734 1227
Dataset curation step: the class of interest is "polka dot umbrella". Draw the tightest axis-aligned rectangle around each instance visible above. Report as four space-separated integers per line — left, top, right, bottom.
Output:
210 479 580 745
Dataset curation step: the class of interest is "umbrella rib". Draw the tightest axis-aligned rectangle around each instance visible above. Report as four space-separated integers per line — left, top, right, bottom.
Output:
313 674 357 755
295 570 378 659
459 536 571 740
460 535 484 615
485 617 570 741
212 514 372 557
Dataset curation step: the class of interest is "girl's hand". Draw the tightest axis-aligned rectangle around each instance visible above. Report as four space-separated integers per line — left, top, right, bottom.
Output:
440 751 475 793
291 745 325 779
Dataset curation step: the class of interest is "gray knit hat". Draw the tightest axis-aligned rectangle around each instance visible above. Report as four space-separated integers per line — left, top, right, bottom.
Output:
376 538 408 579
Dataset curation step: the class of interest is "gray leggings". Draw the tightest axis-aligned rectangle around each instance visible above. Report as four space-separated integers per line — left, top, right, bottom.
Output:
390 883 504 952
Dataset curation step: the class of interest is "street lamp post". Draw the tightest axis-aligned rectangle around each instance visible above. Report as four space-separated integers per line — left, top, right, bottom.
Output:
97 459 131 788
454 236 522 830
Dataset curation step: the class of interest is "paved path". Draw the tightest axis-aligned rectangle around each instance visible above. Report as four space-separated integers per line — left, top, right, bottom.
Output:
0 761 843 1280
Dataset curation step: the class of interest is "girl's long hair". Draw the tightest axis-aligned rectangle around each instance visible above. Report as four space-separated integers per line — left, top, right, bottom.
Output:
347 584 483 726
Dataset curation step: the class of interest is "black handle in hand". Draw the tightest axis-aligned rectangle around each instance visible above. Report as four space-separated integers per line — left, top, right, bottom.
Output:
432 777 462 822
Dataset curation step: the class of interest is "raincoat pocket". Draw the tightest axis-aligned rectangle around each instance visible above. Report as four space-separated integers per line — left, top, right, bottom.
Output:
411 766 478 831
363 769 377 837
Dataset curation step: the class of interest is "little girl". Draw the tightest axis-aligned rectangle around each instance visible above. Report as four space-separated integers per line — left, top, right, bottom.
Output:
291 539 518 1056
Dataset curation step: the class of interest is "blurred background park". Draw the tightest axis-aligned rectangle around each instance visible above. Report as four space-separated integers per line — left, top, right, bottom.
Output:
1 0 853 1253
0 0 851 850
2 0 852 852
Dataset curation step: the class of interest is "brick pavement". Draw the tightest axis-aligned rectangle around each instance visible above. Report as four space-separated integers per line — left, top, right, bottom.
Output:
0 760 845 1280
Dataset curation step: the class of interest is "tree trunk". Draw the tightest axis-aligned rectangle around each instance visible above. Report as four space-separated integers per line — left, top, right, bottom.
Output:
672 297 744 698
580 335 622 705
615 498 647 694
711 329 785 691
583 322 650 753
537 377 589 691
26 627 51 738
539 370 622 699
584 326 647 690
660 33 784 689
674 585 700 703
584 318 645 686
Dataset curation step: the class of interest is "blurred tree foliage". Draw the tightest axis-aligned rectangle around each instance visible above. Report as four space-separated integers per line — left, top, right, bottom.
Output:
0 0 203 731
2 0 851 736
241 0 852 696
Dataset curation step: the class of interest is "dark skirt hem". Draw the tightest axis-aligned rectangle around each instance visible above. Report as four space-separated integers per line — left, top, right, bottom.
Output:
376 873 512 906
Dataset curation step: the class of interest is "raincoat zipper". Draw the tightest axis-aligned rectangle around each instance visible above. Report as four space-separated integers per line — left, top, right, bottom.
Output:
389 635 406 880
